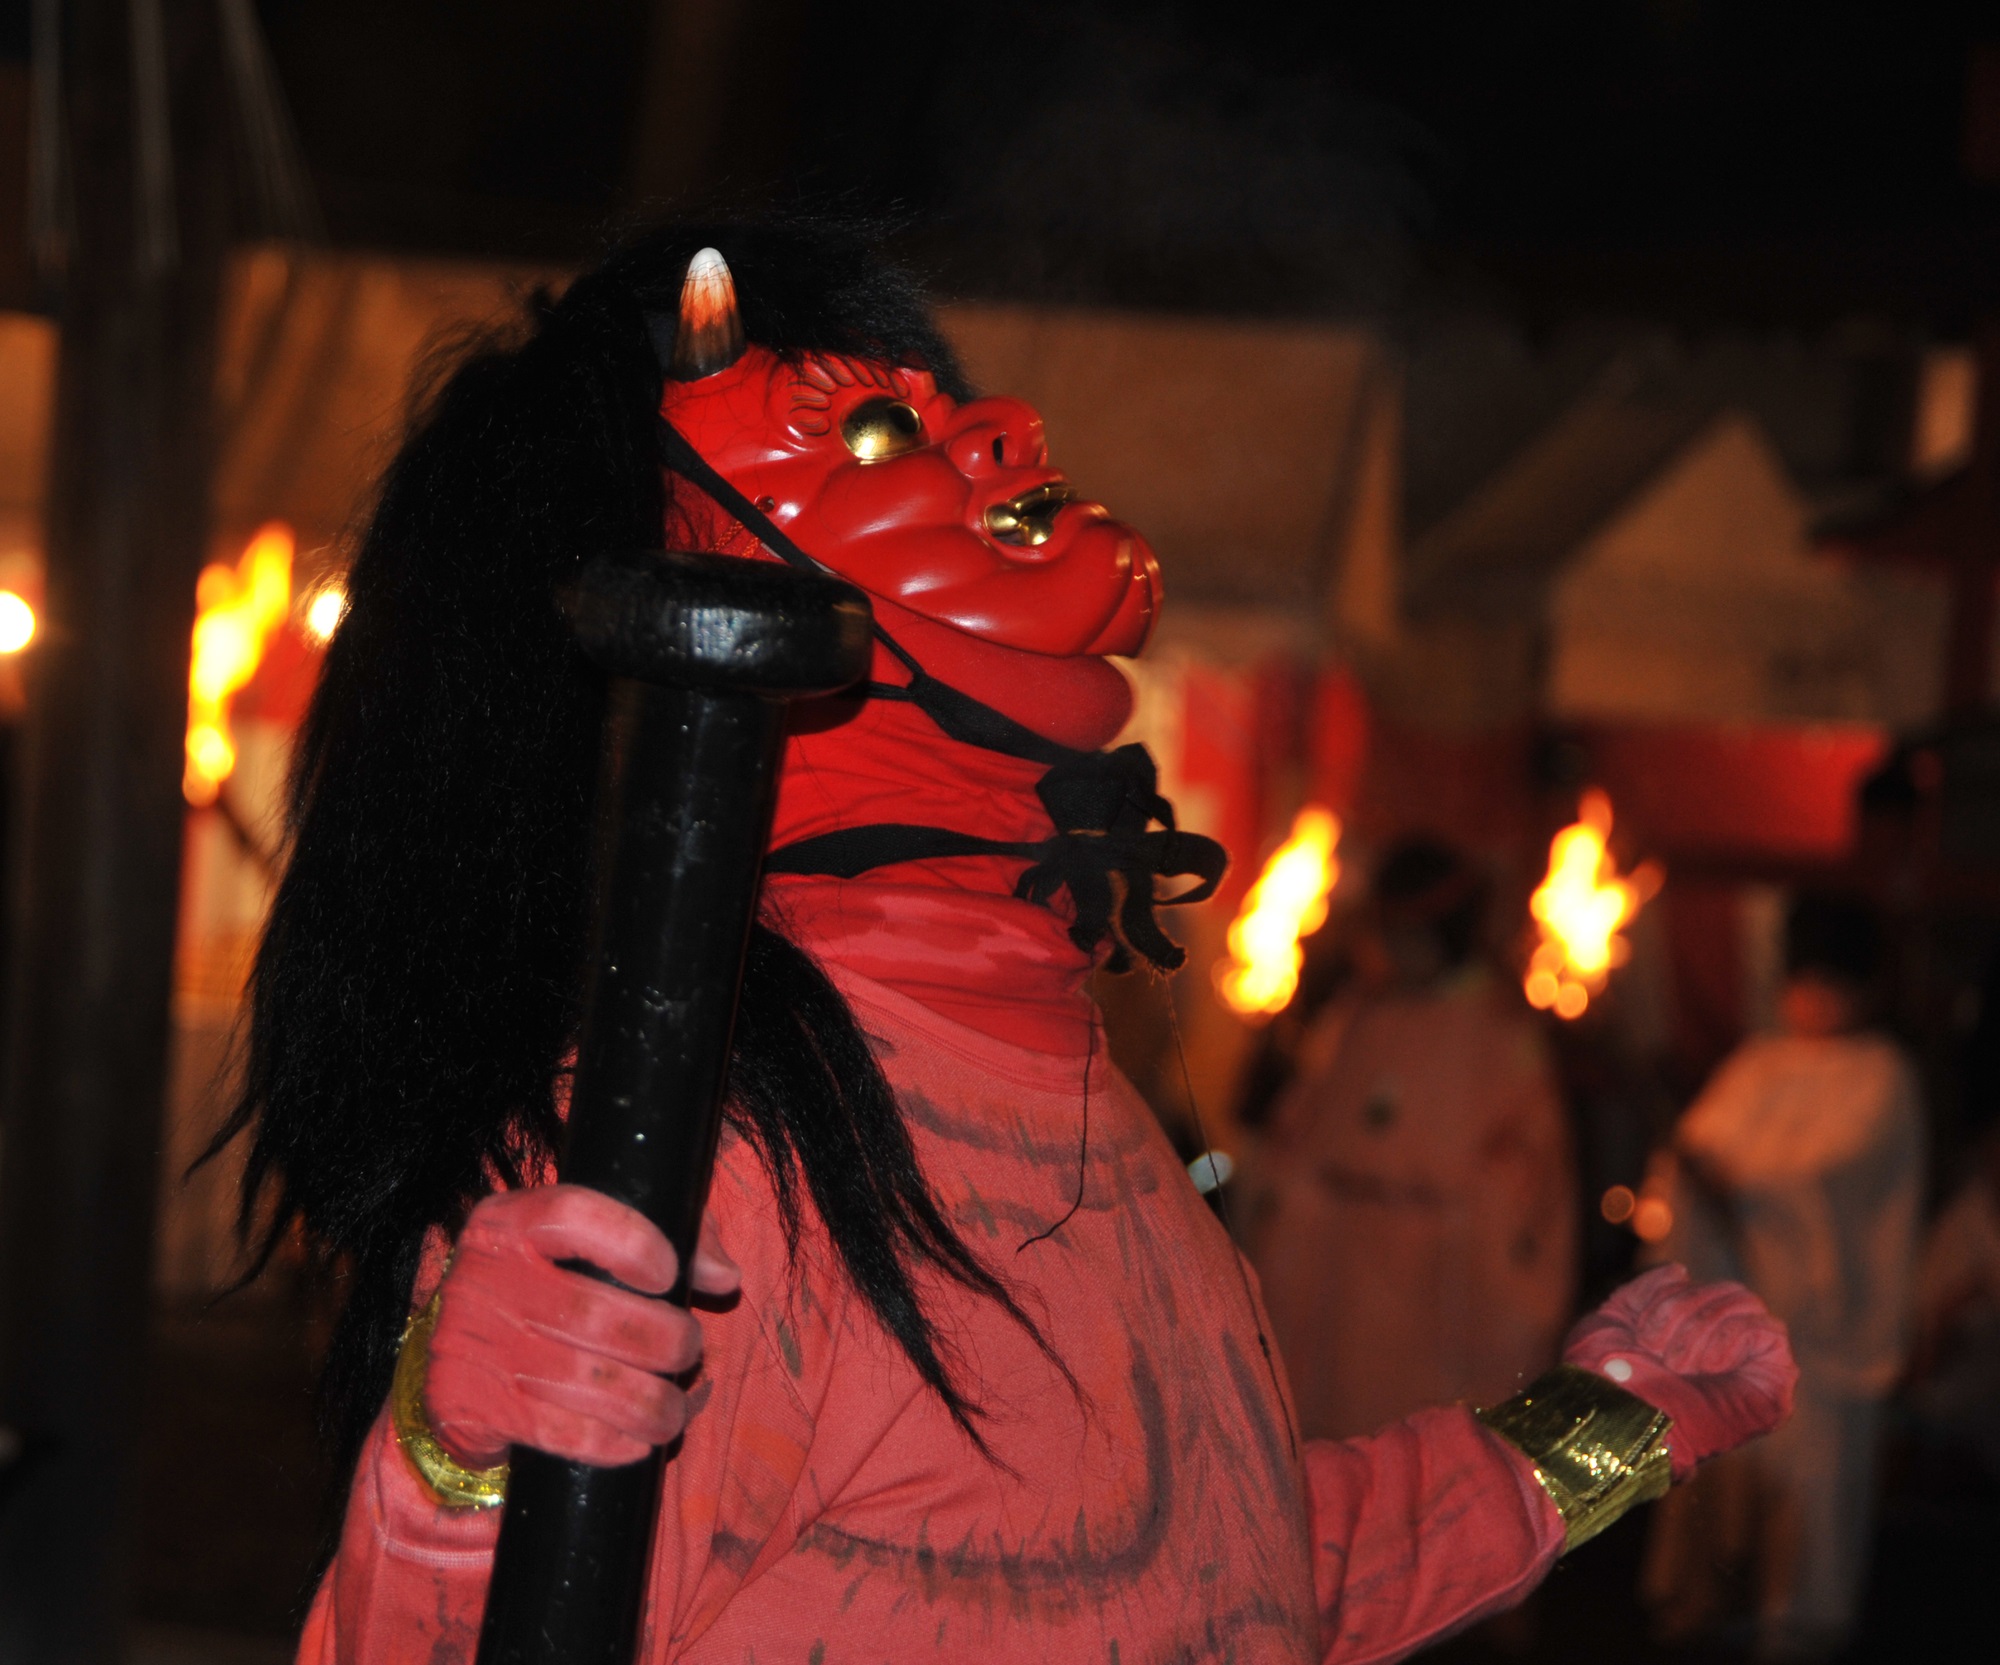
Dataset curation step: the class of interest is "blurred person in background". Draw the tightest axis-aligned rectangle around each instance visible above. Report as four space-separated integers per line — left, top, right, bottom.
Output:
1905 1127 2000 1481
1644 892 1924 1660
1244 837 1578 1441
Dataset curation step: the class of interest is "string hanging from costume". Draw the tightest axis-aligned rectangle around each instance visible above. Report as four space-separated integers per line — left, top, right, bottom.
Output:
652 415 1227 974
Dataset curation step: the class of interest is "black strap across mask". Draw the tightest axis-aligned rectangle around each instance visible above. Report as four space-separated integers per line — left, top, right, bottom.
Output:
654 415 1227 973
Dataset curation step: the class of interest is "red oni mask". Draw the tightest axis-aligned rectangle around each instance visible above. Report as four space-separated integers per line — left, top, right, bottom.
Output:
651 253 1223 1037
655 253 1160 660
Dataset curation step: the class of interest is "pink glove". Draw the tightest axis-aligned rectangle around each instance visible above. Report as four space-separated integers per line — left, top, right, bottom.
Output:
1562 1263 1796 1481
423 1184 741 1469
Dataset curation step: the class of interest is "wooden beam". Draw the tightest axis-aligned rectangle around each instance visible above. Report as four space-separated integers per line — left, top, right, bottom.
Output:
0 3 228 1659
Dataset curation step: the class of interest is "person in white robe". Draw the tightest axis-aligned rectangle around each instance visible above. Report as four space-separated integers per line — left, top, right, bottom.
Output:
1905 1133 2000 1477
1644 892 1924 1661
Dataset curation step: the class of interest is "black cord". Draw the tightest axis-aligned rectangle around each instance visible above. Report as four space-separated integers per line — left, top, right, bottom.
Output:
1018 1017 1094 1252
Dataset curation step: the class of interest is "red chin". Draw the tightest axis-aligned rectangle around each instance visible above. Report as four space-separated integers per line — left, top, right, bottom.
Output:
1081 531 1161 656
789 591 1134 753
883 595 1133 750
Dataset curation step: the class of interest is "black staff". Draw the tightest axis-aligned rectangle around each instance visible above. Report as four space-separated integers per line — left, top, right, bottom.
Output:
474 547 870 1665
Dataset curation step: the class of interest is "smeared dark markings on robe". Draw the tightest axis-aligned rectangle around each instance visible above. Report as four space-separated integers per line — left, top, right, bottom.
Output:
1109 1173 1314 1650
1223 1330 1300 1522
900 1086 1156 1181
1140 1593 1304 1665
795 1353 1173 1613
709 1526 760 1573
957 1179 1000 1237
774 1316 804 1376
751 1071 1319 1655
428 1579 476 1665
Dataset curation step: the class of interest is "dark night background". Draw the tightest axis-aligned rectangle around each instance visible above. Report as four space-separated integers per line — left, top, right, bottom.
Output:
3 1 1997 324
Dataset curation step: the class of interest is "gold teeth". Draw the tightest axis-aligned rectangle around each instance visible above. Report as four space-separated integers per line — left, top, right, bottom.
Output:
983 481 1081 546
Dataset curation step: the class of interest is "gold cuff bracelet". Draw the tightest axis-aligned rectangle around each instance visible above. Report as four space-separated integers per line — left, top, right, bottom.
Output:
1474 1363 1673 1551
391 1288 511 1510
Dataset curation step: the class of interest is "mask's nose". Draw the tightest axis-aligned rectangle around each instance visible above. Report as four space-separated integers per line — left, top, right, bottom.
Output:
943 397 1048 477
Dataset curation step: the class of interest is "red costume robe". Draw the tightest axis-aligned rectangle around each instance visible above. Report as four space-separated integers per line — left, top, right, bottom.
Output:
299 669 1566 1664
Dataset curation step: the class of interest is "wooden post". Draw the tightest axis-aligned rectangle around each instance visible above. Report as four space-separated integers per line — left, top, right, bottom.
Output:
0 3 228 1660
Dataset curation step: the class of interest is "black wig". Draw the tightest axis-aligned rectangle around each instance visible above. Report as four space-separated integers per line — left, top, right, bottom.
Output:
218 219 1055 1486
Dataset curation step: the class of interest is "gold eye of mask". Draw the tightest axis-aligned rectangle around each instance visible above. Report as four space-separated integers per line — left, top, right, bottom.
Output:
840 397 926 462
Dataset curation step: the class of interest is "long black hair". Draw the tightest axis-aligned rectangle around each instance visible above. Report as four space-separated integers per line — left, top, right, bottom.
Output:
217 219 1055 1485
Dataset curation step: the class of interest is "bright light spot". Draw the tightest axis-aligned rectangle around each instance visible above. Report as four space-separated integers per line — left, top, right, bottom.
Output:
1523 788 1661 1020
1600 1184 1637 1225
0 591 35 654
185 523 293 806
1188 1150 1236 1194
303 583 347 645
1216 807 1342 1018
187 722 235 784
1604 1356 1634 1383
1632 1196 1674 1243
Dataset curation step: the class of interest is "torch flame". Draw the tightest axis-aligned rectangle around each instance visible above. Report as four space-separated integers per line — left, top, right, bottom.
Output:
0 591 35 654
1216 806 1341 1018
1524 788 1660 1020
185 523 293 806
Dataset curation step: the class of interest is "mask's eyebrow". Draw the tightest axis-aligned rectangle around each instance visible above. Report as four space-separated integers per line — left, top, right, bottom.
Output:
789 356 920 437
789 361 836 435
793 358 837 399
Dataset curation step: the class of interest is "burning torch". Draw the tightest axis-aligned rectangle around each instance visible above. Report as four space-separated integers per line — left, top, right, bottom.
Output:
1523 788 1660 1021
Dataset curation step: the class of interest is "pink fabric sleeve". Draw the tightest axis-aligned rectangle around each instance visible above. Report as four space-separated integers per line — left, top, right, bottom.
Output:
1307 1406 1566 1665
292 1405 504 1665
293 1136 836 1664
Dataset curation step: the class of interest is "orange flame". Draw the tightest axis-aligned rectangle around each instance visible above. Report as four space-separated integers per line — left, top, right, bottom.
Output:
1524 788 1660 1020
0 591 35 653
185 523 293 806
1216 807 1341 1018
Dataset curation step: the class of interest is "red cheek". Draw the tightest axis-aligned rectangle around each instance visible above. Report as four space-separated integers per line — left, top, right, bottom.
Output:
813 456 972 543
824 528 1015 606
727 452 842 524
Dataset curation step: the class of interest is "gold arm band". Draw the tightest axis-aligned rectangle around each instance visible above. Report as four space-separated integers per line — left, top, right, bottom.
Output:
1474 1363 1672 1552
391 1288 510 1510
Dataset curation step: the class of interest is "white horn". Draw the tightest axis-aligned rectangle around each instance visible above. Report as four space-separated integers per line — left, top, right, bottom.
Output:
669 247 746 381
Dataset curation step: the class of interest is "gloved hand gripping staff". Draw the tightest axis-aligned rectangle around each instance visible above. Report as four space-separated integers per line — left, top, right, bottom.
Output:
469 548 870 1665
